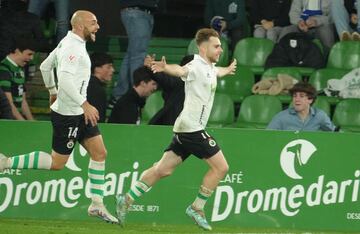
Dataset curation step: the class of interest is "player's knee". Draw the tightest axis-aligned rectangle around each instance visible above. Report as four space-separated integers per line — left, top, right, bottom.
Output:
51 161 66 170
92 148 107 161
155 167 173 178
218 163 229 177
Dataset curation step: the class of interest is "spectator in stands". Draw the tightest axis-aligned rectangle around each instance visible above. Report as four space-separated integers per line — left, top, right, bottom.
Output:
0 0 50 61
0 87 14 119
267 82 335 131
0 36 36 120
110 0 158 104
108 66 157 124
278 0 335 56
204 0 247 51
28 0 69 42
249 0 291 42
143 54 194 125
331 0 360 41
87 52 114 123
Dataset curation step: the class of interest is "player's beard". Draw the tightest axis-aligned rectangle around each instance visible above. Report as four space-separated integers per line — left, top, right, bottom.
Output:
84 28 95 42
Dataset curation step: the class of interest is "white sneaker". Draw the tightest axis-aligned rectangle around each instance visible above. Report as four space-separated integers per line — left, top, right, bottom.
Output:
0 153 9 172
88 202 119 224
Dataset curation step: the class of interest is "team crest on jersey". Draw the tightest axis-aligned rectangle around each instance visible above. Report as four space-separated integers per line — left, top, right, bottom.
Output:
67 140 74 149
209 139 216 147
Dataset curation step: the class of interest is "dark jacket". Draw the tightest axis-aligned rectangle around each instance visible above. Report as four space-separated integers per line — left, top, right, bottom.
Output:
345 0 357 14
250 0 291 27
108 88 145 124
204 0 246 30
0 87 13 119
149 73 184 125
87 76 107 123
119 0 158 10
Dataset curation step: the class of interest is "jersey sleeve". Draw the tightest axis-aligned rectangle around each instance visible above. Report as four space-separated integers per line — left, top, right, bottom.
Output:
40 48 57 89
57 48 81 75
181 60 195 81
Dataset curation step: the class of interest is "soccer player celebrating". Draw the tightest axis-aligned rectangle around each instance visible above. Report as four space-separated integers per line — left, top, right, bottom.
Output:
116 28 236 230
0 10 118 223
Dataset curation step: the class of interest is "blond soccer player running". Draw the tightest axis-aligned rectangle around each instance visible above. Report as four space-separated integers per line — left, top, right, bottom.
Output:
116 28 236 230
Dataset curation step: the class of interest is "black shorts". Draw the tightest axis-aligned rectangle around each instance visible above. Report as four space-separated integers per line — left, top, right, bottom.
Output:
51 111 100 155
164 130 220 161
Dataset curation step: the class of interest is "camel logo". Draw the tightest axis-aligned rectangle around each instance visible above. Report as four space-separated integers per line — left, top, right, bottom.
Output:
280 139 317 180
65 145 88 172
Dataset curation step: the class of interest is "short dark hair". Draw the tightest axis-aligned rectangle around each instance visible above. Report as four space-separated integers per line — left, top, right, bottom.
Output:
180 54 194 66
195 28 219 46
133 66 153 86
90 52 113 74
289 82 317 103
10 34 37 53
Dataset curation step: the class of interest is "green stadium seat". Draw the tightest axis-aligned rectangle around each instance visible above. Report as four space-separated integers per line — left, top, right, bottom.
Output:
308 68 349 105
233 38 274 75
187 37 229 66
235 95 282 129
313 96 331 117
208 93 234 127
142 91 164 123
327 41 360 70
216 67 254 103
333 99 360 132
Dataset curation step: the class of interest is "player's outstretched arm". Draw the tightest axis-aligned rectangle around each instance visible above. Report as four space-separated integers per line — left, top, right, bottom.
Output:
151 56 188 78
217 59 237 78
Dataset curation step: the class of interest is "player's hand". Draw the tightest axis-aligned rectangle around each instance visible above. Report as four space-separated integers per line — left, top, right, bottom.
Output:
351 13 358 25
305 18 317 28
49 94 57 105
151 56 167 73
82 101 99 126
144 54 155 68
298 20 308 32
227 59 237 75
263 20 274 30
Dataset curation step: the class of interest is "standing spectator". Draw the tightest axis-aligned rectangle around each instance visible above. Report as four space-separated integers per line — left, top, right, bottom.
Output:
143 54 194 126
278 0 335 56
250 0 291 42
267 82 335 131
0 36 36 120
110 0 158 103
108 66 157 124
204 0 247 51
28 0 69 42
0 0 49 61
0 87 14 119
331 0 360 41
87 52 114 123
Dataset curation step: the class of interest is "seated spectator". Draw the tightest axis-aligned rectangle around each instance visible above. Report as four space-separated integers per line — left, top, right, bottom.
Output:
204 0 246 51
143 54 194 125
250 0 291 42
0 87 14 119
108 66 157 124
87 52 114 123
331 0 360 41
267 82 335 131
0 36 36 120
278 0 335 56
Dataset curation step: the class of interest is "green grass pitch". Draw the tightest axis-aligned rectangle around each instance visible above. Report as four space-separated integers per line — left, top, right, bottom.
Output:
0 218 347 234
